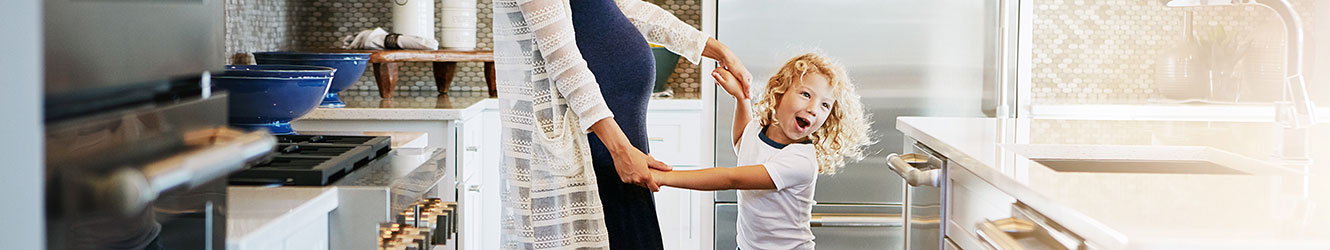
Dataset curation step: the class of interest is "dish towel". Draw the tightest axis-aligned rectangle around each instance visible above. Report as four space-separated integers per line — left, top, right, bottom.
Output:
341 28 439 50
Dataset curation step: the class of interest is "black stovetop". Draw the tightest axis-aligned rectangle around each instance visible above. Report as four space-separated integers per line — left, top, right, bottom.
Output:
229 135 392 186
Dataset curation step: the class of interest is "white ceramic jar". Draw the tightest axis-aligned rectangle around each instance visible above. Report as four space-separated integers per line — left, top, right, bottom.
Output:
439 0 478 50
392 0 436 42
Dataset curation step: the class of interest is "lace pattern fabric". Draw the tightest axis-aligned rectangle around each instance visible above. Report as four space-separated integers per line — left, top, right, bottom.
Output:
494 0 708 249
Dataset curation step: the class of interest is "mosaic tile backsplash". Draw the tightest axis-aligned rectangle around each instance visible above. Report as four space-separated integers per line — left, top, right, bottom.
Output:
225 0 703 97
1031 0 1319 105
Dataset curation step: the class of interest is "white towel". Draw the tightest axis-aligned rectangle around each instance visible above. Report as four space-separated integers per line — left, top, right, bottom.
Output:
341 28 439 50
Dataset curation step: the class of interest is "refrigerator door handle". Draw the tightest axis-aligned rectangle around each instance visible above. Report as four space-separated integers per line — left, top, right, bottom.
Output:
809 213 903 227
887 153 942 187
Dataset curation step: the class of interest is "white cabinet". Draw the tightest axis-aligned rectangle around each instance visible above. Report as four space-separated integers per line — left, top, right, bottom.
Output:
653 186 711 250
227 187 338 250
644 102 703 167
645 101 705 249
456 106 501 250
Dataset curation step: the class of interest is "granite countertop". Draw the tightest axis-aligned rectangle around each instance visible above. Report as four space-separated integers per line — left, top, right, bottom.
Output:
897 117 1330 249
300 90 494 120
300 90 702 121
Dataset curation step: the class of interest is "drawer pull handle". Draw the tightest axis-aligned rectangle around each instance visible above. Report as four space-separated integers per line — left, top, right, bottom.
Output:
465 146 478 152
467 185 480 192
886 153 942 187
976 219 1027 250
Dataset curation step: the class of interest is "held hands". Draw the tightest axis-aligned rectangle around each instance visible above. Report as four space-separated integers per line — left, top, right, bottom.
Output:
712 66 751 100
611 147 673 192
703 37 754 100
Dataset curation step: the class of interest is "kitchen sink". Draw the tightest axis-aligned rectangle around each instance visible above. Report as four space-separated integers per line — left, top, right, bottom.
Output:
1001 144 1292 175
1031 159 1245 175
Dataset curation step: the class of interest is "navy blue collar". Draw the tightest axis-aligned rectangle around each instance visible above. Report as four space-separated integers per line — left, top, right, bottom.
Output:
759 126 811 149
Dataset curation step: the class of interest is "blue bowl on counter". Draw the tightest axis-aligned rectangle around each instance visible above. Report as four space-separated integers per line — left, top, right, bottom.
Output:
211 65 335 135
252 52 371 108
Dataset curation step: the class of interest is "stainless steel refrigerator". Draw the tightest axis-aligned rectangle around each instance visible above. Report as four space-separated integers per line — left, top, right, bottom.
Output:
714 0 1007 249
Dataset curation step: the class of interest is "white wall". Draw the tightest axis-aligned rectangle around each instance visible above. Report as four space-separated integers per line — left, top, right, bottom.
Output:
0 0 45 248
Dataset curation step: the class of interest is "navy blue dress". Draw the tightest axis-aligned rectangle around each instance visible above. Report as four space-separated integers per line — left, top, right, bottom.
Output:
570 0 663 249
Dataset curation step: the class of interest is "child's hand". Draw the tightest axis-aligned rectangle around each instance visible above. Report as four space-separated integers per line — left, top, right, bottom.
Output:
713 67 750 100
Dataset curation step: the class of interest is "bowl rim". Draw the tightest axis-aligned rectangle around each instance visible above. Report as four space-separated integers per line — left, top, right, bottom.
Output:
224 64 337 72
217 65 337 79
252 51 372 60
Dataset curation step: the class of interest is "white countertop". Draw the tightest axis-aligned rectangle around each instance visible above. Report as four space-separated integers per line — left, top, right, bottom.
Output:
897 117 1330 249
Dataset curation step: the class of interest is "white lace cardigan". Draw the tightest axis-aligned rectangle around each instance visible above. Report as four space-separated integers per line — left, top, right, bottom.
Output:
492 0 708 249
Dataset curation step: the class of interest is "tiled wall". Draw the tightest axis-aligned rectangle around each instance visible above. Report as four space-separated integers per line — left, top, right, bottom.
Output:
1031 0 1317 104
225 0 703 97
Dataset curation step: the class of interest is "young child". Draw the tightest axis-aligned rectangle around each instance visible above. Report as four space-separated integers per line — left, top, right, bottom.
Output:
650 53 873 249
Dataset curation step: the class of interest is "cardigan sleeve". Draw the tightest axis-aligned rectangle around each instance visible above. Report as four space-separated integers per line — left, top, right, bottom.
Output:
517 0 615 132
614 0 710 64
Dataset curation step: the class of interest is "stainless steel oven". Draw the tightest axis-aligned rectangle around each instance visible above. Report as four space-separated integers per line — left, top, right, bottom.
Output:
41 0 256 248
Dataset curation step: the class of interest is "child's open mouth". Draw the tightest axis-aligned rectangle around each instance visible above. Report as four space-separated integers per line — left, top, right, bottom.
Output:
794 117 811 132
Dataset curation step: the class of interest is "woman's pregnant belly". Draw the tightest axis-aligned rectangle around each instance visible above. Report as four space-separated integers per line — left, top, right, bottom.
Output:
570 0 657 162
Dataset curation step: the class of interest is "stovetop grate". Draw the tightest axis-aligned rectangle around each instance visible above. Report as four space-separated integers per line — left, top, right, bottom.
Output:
229 135 392 186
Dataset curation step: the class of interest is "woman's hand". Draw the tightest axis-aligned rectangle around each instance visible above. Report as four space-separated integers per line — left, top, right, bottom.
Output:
590 117 672 192
703 37 753 100
610 149 672 192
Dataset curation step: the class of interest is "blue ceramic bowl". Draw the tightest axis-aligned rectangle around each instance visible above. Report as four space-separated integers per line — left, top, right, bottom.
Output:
252 52 371 108
212 65 336 135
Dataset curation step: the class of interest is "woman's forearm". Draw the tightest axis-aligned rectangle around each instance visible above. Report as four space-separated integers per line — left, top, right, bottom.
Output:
656 165 776 191
702 37 735 64
589 117 633 154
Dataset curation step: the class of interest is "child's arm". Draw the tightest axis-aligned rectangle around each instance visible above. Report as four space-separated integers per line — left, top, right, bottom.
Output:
651 165 776 191
713 68 751 147
731 98 751 147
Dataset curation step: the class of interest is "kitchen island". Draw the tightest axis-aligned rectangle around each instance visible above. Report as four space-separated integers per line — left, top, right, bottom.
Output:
897 117 1330 249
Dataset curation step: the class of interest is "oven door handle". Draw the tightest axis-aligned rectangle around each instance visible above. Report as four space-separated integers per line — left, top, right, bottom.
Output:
886 153 942 187
809 214 903 227
98 127 276 214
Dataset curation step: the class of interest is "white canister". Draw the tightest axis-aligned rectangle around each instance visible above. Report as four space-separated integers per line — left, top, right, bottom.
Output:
392 0 435 40
438 3 478 50
440 0 477 9
440 7 478 29
440 28 477 50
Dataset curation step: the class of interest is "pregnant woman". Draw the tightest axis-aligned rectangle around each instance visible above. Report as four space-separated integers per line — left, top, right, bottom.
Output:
493 0 752 249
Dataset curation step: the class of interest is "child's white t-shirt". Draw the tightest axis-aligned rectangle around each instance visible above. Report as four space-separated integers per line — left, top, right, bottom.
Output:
733 120 819 250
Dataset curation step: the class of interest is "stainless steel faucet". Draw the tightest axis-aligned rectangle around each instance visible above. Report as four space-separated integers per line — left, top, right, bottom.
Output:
1160 0 1313 170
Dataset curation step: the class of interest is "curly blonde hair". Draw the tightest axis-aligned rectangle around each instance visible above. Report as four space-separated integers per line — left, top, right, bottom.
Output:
752 53 874 175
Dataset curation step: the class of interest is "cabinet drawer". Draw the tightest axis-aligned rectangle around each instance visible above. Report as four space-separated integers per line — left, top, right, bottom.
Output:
645 111 700 166
945 164 1016 250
